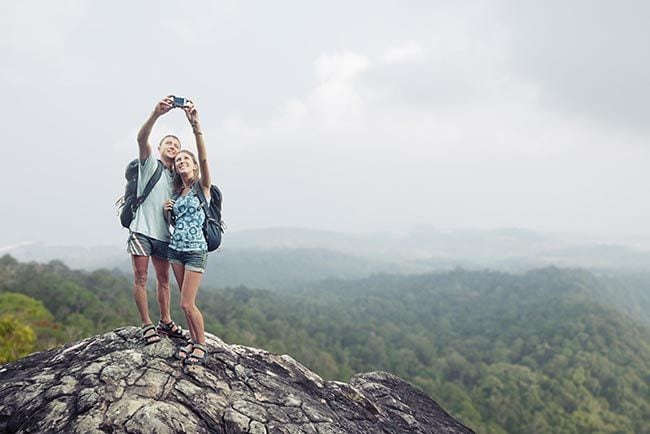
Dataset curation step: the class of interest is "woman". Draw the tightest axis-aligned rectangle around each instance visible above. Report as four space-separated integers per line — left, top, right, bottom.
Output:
163 100 211 366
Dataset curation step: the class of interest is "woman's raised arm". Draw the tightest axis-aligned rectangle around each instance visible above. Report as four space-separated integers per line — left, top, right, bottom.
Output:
184 101 211 196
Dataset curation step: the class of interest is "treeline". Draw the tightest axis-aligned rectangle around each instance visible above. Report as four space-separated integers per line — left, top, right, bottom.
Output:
0 255 137 360
0 255 648 433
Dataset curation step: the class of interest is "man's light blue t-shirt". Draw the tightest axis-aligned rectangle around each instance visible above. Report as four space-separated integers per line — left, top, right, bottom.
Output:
129 156 173 242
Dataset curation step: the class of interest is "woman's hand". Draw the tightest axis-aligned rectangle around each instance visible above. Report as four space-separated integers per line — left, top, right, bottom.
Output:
163 199 175 213
183 100 201 133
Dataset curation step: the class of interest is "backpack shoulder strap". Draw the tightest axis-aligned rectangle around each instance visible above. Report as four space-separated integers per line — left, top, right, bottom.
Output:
193 182 210 211
135 160 164 207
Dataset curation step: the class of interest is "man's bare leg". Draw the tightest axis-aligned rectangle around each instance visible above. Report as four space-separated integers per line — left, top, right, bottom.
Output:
131 255 152 326
151 255 172 324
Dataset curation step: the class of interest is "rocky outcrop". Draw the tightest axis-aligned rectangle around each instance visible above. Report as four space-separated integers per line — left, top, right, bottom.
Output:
0 327 474 433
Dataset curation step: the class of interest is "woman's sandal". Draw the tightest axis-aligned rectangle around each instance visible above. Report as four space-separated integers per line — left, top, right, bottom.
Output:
157 320 185 339
141 324 161 345
174 341 194 360
183 343 208 366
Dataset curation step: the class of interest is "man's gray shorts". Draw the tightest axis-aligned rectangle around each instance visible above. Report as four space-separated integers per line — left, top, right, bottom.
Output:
127 232 169 259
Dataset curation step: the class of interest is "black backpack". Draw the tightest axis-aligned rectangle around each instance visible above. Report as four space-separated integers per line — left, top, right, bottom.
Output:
116 159 164 229
193 183 225 252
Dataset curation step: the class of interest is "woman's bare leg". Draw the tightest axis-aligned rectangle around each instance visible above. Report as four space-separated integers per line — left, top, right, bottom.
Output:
180 269 206 357
171 263 196 353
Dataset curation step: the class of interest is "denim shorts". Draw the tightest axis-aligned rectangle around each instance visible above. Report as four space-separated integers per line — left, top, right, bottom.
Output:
168 248 207 273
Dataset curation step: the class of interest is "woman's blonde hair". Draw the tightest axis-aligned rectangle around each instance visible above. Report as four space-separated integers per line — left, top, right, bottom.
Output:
172 149 200 194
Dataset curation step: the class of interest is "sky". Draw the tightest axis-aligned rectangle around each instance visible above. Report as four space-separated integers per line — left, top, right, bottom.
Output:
2 0 649 246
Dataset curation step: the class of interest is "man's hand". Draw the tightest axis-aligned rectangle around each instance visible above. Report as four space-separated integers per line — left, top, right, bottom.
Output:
154 96 174 117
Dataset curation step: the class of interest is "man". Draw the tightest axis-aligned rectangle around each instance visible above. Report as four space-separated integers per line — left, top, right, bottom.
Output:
128 96 184 344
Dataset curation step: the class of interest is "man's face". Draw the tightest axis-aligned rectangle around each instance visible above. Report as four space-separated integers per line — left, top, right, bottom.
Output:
159 136 181 160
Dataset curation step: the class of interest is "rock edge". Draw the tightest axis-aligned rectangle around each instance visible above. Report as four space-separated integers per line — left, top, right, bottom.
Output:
0 327 474 434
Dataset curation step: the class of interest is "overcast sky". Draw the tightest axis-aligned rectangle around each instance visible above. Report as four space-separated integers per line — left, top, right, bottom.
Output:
2 1 649 246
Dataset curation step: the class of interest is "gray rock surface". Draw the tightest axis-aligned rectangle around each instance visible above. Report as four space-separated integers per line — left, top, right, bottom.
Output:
0 327 474 433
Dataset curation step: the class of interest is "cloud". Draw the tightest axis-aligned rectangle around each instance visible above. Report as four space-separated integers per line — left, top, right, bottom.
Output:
383 42 424 64
207 35 648 207
260 51 373 134
0 1 88 84
167 0 242 44
315 51 370 81
4 1 650 242
498 0 650 133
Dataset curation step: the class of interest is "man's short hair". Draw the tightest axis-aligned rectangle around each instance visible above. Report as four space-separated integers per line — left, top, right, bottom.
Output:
158 134 181 149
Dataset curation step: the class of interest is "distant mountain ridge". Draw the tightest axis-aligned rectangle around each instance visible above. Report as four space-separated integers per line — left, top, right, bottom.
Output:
6 226 650 289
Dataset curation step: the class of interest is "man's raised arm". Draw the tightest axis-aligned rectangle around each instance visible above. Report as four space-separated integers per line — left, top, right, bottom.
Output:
137 96 173 162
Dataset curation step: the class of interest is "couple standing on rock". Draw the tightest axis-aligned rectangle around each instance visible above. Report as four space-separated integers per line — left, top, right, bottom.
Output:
125 96 213 366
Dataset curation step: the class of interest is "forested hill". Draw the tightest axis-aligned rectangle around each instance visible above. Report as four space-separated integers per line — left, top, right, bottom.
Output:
1 255 649 433
270 268 650 432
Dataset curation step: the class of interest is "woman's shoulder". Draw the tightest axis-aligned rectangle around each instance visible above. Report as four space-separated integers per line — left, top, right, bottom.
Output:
190 183 211 201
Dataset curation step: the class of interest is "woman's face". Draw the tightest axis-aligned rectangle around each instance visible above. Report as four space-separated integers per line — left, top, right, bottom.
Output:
174 151 196 176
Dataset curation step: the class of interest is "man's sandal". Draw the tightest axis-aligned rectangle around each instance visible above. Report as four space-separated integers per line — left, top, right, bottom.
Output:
141 324 161 345
183 343 208 366
157 320 185 339
174 341 194 360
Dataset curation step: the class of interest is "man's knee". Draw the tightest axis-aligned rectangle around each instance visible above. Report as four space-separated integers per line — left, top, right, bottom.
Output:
133 269 148 288
157 274 170 287
132 255 150 288
155 270 170 288
152 256 170 280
